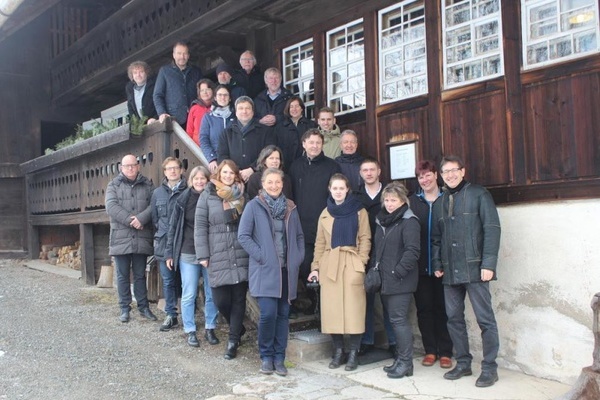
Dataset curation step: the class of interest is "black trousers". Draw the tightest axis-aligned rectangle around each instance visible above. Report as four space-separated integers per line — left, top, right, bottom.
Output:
414 275 453 358
211 281 248 342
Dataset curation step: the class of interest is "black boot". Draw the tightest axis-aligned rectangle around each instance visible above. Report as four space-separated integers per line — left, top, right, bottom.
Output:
329 348 346 369
345 350 358 371
224 341 238 360
387 360 414 379
204 329 219 345
383 357 400 373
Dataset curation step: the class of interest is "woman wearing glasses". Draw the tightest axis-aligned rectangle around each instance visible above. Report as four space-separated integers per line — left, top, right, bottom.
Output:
200 85 235 173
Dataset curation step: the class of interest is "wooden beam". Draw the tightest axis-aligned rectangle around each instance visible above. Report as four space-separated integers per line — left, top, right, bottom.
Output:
425 0 443 160
30 209 109 226
80 223 95 285
489 178 600 205
0 0 62 44
245 10 285 24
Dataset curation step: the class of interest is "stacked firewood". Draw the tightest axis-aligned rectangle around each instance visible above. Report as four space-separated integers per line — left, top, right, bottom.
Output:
39 242 81 270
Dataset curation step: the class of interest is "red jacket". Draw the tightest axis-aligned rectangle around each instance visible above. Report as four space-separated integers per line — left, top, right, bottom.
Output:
185 101 211 144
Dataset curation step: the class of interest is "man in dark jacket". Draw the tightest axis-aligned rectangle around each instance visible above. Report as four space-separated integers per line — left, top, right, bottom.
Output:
289 129 340 313
150 157 187 332
125 61 158 123
233 50 265 100
153 42 203 126
105 154 157 323
216 62 246 102
335 129 364 191
218 96 276 182
431 155 501 388
253 67 292 127
354 158 396 356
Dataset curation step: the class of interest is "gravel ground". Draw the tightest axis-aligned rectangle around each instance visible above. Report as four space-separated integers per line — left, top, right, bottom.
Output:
0 260 262 400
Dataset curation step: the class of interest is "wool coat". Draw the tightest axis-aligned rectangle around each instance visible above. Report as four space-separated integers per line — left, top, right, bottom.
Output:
105 173 154 256
194 182 249 288
126 76 158 120
238 195 305 301
273 116 317 171
311 208 371 334
218 119 276 170
153 63 203 125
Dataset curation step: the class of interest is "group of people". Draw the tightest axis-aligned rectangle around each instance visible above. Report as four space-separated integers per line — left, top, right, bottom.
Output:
113 41 502 388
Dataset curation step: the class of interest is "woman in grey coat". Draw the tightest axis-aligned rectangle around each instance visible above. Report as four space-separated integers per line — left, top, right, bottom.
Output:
238 168 305 376
195 159 249 360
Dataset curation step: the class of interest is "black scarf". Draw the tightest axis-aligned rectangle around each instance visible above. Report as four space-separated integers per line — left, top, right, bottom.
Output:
377 203 408 228
327 193 363 248
446 179 467 194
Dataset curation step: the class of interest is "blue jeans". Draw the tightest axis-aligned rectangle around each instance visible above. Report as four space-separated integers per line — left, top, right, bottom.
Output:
113 254 149 311
159 260 180 317
382 293 413 362
362 290 396 346
444 282 499 372
256 268 290 361
180 260 219 333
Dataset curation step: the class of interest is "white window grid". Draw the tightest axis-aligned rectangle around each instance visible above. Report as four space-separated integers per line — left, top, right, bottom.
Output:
327 18 366 114
378 1 428 104
522 0 600 69
442 0 504 88
282 38 316 119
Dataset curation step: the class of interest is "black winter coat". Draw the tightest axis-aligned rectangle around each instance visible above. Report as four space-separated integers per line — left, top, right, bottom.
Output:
218 119 276 170
372 205 420 296
165 187 197 269
431 182 501 285
126 77 158 120
150 177 187 261
233 67 265 99
253 87 292 125
288 152 341 244
274 116 317 171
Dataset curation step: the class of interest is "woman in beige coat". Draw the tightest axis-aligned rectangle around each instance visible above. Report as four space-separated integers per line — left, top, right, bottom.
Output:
308 173 371 371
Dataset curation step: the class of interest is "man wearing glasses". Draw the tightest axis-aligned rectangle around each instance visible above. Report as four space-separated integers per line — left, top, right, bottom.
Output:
431 155 501 388
106 154 157 323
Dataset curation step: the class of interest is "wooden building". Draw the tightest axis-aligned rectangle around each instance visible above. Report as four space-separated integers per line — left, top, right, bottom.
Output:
0 0 598 384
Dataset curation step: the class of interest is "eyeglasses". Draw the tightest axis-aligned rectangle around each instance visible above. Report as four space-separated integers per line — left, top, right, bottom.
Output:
440 167 462 175
121 164 138 169
164 166 181 171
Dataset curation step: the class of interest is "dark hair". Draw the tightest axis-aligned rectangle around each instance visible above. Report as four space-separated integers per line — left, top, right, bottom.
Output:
213 84 232 107
284 96 306 118
317 106 335 118
301 128 324 143
360 157 380 169
328 173 350 189
173 41 189 51
213 160 242 184
256 145 284 171
440 155 465 170
415 159 437 176
197 78 216 91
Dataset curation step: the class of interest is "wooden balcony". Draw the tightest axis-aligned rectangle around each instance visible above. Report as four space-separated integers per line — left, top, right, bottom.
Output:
21 121 207 286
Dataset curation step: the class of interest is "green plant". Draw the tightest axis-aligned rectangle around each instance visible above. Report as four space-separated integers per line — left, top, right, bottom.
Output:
43 119 120 154
129 114 149 136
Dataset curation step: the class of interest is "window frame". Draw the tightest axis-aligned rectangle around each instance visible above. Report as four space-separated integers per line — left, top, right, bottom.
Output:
378 0 428 105
521 0 600 70
442 0 504 89
281 38 316 119
326 18 366 115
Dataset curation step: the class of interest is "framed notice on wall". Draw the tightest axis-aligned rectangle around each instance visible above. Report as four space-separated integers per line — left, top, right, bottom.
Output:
388 141 417 180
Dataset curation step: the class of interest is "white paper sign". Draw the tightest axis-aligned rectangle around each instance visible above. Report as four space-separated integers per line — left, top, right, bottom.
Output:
389 142 416 180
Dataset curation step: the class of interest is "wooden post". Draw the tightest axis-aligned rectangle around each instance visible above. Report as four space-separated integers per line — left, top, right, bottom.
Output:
79 223 95 285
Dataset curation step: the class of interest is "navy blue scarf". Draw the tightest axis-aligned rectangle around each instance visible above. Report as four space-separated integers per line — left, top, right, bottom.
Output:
327 193 363 248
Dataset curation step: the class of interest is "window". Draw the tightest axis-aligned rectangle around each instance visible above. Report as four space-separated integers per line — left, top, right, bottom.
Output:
327 19 366 114
522 0 599 69
282 39 315 119
442 0 503 88
378 1 428 104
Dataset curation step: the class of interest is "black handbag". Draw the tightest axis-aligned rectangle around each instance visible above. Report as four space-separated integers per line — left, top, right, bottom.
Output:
364 264 381 294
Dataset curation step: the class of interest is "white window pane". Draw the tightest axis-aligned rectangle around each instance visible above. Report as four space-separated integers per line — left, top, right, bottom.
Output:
447 65 465 83
446 2 471 27
527 42 549 64
561 0 595 11
473 0 499 18
464 60 482 80
382 28 402 49
382 83 397 100
348 60 364 76
562 7 596 30
482 55 501 75
530 21 559 39
348 76 364 91
549 35 573 58
446 26 471 46
530 3 557 23
384 51 403 67
300 59 313 76
348 43 364 61
574 29 597 52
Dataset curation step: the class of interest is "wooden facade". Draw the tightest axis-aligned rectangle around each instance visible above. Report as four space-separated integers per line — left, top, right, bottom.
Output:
1 0 599 255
